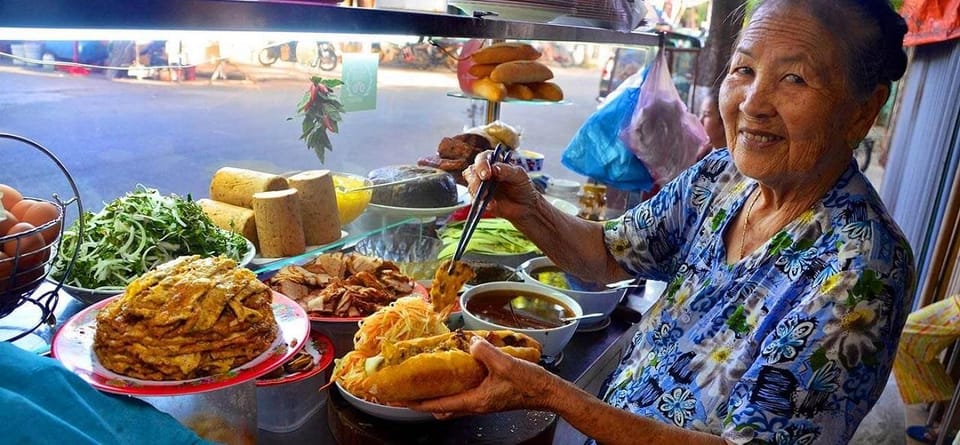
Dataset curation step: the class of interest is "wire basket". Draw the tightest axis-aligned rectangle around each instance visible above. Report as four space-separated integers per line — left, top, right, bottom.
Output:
0 198 64 317
0 133 83 342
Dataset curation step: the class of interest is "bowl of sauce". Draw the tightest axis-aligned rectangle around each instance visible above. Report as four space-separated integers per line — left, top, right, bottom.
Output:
460 282 582 360
518 256 627 330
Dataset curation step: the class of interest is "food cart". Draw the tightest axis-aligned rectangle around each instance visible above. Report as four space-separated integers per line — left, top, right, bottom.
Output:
0 1 665 443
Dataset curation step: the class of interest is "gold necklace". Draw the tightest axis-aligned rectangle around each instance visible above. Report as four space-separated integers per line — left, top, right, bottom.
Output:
739 190 761 259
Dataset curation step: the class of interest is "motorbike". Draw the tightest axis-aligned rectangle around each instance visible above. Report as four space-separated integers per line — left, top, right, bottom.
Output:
376 37 460 71
258 41 337 71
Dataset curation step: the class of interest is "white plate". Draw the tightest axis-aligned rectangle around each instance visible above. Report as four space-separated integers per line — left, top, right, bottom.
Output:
248 230 348 266
336 382 435 422
366 185 470 218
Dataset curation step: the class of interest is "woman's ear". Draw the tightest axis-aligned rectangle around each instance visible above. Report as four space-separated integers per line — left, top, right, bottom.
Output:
846 84 890 146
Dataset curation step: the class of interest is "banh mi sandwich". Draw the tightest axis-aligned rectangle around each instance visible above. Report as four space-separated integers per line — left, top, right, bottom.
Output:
334 329 541 404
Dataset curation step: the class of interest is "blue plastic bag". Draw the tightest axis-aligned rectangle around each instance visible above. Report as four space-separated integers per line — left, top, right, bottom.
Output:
561 68 654 192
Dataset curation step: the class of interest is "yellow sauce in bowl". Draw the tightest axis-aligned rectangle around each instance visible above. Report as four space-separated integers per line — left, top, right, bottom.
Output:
332 173 372 225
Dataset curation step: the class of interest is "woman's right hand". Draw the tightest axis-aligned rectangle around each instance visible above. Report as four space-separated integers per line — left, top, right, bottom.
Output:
463 150 541 221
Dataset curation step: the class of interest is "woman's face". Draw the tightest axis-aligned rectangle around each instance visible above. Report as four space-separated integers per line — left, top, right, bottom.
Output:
719 4 872 188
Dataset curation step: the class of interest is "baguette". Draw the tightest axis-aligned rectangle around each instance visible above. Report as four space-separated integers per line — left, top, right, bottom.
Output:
468 63 498 78
506 83 535 101
489 61 554 84
471 77 507 102
530 81 564 102
470 42 541 65
359 330 541 403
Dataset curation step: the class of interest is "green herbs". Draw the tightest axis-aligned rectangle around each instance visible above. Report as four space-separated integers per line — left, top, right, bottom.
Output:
50 186 249 289
291 76 345 163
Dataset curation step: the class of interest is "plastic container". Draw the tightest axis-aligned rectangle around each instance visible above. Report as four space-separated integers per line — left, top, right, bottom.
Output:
139 380 259 445
255 331 335 433
544 178 581 204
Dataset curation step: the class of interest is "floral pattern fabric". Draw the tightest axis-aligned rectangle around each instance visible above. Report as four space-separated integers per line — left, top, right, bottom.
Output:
600 149 915 444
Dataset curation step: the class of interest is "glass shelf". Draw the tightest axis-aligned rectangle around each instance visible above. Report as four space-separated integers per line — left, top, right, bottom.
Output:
446 91 571 106
0 0 659 46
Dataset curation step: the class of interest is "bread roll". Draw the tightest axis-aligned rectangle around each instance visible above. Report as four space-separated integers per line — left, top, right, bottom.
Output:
471 77 507 102
210 167 288 208
470 42 541 65
468 63 498 78
287 170 341 246
490 61 554 84
359 330 542 403
197 199 258 248
531 81 564 102
506 83 535 101
252 189 306 257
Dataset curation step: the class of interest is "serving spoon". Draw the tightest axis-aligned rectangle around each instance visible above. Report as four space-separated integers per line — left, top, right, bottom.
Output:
560 312 605 323
605 278 641 289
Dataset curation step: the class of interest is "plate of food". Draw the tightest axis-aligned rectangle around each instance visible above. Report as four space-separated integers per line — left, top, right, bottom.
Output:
335 381 436 423
47 186 256 305
52 256 310 396
263 251 442 323
256 330 334 386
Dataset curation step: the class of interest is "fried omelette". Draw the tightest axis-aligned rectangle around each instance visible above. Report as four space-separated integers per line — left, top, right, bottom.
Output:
430 260 475 315
94 255 278 381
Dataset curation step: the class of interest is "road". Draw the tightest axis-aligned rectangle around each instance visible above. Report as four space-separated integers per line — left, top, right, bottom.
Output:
0 63 603 212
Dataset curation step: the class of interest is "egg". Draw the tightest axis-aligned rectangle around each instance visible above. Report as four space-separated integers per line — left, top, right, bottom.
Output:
2 222 46 262
0 184 22 212
9 199 34 220
21 201 61 244
0 210 18 235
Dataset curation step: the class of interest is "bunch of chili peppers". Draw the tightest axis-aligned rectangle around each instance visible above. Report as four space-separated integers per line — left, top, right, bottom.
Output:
291 76 345 163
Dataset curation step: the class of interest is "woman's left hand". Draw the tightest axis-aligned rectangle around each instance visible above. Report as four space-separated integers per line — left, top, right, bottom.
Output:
406 336 558 418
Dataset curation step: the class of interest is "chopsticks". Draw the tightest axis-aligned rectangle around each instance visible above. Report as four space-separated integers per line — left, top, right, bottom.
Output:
449 144 513 273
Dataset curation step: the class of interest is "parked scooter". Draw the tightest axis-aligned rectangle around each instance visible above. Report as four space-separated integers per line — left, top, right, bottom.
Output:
258 41 337 71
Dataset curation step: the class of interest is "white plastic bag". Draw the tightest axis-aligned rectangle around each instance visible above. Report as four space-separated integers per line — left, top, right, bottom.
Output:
620 49 706 185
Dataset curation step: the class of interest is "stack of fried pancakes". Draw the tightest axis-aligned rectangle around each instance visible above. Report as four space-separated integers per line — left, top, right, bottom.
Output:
94 255 278 381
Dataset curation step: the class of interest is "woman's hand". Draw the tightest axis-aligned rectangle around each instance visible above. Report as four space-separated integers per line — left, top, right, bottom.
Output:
407 336 559 418
463 150 541 222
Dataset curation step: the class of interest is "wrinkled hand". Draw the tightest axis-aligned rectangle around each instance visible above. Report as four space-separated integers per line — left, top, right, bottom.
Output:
463 150 540 222
406 336 556 419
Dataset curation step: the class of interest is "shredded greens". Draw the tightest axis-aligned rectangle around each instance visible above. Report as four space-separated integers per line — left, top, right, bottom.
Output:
50 186 249 289
437 218 541 259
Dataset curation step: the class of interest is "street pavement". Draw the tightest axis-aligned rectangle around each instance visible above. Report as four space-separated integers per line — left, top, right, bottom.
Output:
0 60 604 211
0 60 886 216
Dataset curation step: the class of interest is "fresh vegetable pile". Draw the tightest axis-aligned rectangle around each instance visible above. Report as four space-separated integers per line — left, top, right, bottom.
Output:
437 218 540 259
50 186 249 289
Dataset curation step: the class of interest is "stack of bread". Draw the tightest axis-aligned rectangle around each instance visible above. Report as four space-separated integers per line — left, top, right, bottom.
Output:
200 167 341 258
418 121 521 183
467 42 564 103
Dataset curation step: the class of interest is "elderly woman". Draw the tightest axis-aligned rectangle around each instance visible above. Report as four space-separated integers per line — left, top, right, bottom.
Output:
410 0 915 444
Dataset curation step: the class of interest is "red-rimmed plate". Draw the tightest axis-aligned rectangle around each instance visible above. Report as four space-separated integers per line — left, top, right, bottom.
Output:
51 291 310 396
309 282 458 323
256 330 334 387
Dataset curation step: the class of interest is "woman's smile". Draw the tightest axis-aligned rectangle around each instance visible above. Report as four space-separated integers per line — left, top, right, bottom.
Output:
737 129 784 148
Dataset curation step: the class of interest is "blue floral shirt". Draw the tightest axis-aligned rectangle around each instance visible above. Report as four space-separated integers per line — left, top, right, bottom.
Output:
600 150 915 444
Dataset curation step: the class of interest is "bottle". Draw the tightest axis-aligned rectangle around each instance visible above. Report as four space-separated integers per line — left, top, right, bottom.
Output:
578 182 607 221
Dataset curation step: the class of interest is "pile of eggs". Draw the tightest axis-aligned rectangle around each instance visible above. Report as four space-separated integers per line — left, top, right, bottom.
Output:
0 183 61 292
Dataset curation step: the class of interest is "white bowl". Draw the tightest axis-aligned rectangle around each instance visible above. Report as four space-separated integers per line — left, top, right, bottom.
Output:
518 257 625 329
460 282 581 359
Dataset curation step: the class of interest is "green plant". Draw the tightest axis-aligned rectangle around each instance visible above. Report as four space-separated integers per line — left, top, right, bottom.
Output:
290 76 345 163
